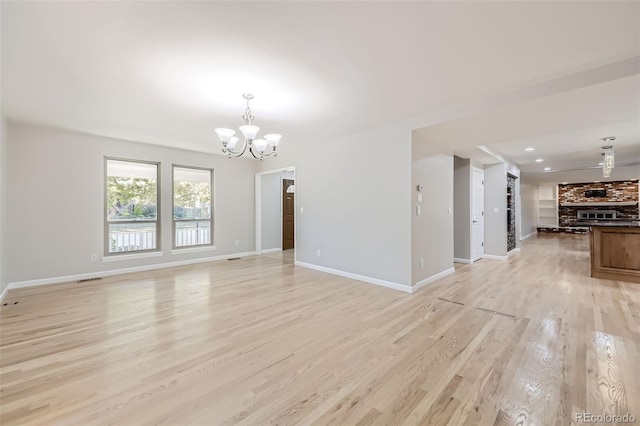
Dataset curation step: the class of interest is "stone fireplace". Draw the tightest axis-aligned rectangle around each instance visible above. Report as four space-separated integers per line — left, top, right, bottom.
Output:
558 180 639 227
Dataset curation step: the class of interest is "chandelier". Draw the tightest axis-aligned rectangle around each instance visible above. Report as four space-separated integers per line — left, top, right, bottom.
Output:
214 94 281 160
601 137 615 178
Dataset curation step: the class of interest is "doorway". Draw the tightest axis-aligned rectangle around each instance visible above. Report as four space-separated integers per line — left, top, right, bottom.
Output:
282 179 295 250
255 167 296 256
472 167 485 261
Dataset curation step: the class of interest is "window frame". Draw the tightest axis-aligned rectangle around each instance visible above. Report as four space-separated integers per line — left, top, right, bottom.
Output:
172 164 215 250
104 157 162 257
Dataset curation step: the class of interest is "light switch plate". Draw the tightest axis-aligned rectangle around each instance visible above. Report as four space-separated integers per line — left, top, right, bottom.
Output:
416 205 421 216
493 207 499 213
417 194 422 202
300 207 304 214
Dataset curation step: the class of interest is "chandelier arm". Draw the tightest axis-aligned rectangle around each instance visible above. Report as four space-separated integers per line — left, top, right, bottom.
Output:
224 138 249 157
260 149 276 157
248 145 263 160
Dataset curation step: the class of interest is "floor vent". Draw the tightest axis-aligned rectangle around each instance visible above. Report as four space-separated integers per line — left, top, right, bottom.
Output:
438 297 465 306
227 257 241 261
476 307 516 318
77 277 102 283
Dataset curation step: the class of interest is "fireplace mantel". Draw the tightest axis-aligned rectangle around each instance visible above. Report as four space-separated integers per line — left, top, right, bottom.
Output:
560 201 638 207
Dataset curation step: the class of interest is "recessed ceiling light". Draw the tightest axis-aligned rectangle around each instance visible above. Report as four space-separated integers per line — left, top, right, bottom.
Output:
594 181 600 183
535 158 544 162
562 182 568 184
525 147 535 152
598 162 604 166
544 167 551 171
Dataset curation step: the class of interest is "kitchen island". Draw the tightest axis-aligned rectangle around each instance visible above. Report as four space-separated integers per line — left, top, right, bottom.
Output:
576 221 640 283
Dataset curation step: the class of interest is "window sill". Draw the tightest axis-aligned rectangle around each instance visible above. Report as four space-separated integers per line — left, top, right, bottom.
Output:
102 251 163 262
171 245 217 255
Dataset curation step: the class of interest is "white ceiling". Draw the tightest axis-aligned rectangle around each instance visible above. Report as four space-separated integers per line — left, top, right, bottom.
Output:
413 72 640 180
487 120 640 174
2 1 639 156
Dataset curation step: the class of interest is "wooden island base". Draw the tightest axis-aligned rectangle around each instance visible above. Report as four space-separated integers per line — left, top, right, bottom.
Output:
590 226 640 283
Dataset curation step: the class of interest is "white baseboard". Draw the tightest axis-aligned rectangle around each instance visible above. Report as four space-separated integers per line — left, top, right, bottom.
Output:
509 248 521 254
0 285 9 304
413 267 456 291
260 248 283 254
520 232 536 240
453 258 472 264
5 251 258 292
483 254 508 261
294 261 412 293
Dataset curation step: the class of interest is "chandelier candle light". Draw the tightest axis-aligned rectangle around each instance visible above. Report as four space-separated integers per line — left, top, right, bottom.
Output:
601 137 615 178
215 94 281 160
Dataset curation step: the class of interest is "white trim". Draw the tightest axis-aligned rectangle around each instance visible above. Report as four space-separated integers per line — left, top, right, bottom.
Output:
255 173 262 253
7 251 258 291
413 267 456 291
453 258 472 264
509 247 521 254
0 285 9 304
483 254 508 261
255 166 296 176
255 166 296 255
520 232 535 240
102 251 163 262
171 245 217 255
471 166 485 262
294 261 412 293
260 248 282 254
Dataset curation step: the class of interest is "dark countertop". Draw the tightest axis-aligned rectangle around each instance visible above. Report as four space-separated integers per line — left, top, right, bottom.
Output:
569 220 640 228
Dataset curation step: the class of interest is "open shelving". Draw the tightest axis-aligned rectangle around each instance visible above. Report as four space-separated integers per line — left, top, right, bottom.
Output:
538 185 558 227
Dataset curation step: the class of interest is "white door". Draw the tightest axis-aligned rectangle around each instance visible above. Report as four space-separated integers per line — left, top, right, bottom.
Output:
472 168 484 261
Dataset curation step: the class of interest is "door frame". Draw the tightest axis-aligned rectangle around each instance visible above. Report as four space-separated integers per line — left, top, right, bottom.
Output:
255 166 296 257
471 166 484 262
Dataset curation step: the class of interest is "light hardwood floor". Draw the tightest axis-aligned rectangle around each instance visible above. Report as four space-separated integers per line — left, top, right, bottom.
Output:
1 234 639 425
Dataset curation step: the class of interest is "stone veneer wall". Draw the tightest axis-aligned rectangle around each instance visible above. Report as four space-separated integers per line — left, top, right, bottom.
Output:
507 174 517 251
558 179 639 226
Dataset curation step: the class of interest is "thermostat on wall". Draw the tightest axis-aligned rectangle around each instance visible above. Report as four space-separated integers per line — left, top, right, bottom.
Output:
417 185 423 191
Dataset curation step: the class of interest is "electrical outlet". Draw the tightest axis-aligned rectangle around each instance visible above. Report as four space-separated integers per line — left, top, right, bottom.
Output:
316 249 321 256
90 253 98 262
234 240 239 246
448 207 452 215
300 207 304 214
419 258 424 269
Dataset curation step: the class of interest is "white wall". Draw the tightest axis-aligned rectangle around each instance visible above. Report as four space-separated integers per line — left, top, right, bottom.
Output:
261 172 282 251
258 123 413 288
0 116 7 295
5 122 258 284
453 156 471 260
412 154 454 285
483 163 508 257
260 171 294 251
520 180 538 238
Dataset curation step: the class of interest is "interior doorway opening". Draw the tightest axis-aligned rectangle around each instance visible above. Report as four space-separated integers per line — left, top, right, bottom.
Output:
255 167 296 257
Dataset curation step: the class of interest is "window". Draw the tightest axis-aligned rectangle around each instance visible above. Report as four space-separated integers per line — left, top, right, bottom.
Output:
173 166 213 248
105 159 160 255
